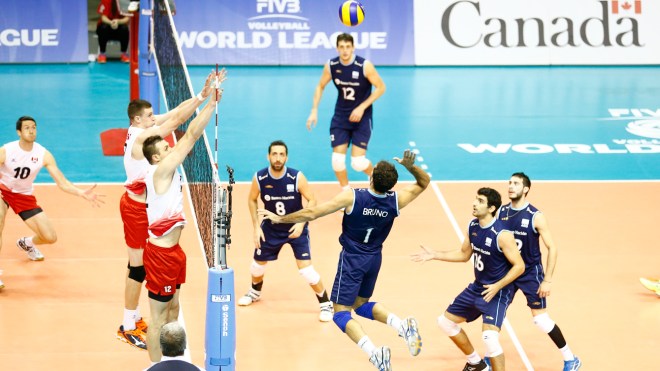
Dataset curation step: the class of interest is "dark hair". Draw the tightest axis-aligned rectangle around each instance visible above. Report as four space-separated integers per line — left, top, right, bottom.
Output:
511 172 531 193
268 140 288 155
142 135 163 164
336 33 354 46
372 160 398 193
16 116 36 131
477 187 502 216
159 322 186 357
127 99 152 122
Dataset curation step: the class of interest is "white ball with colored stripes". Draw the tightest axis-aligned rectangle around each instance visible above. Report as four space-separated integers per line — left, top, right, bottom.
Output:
338 1 365 27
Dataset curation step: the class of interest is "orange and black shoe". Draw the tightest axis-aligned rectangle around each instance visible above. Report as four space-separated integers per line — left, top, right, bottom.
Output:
116 325 147 350
135 318 148 333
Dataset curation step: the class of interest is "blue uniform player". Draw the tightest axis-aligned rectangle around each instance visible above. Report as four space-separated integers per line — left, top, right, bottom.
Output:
500 172 581 371
306 33 386 190
412 188 524 371
238 140 333 322
260 150 429 371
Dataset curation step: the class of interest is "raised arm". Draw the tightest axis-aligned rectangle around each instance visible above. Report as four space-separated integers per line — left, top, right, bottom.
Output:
42 151 105 207
153 88 221 188
306 63 332 131
259 188 353 224
395 150 430 210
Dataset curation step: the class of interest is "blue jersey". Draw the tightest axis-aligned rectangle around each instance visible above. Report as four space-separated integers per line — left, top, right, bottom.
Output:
256 166 304 232
468 218 512 286
498 202 542 269
339 188 399 255
329 55 373 120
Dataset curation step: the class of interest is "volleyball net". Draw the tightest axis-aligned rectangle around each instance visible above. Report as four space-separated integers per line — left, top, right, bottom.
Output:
147 1 236 370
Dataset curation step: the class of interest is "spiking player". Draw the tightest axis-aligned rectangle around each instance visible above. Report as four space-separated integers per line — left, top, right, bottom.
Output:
260 150 428 371
0 116 104 290
412 188 524 371
306 33 386 190
499 172 581 371
117 72 220 350
237 140 333 322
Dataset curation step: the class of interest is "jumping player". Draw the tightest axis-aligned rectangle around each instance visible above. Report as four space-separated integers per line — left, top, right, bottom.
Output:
237 140 333 322
499 172 581 371
306 33 386 190
260 150 429 371
412 188 524 371
117 71 221 350
141 75 223 363
0 116 104 289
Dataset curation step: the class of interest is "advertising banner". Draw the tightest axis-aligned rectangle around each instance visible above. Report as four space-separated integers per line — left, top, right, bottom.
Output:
0 0 88 63
414 0 660 65
170 0 414 65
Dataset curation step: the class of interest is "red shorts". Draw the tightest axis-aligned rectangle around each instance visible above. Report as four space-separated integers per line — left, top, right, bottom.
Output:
0 184 41 214
119 192 149 249
144 241 186 297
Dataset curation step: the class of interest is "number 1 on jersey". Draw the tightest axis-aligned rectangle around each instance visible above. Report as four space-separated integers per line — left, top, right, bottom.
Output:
363 228 373 243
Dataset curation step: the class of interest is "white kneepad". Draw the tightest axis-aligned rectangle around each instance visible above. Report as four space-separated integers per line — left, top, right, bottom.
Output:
331 152 347 172
437 315 461 337
250 260 266 277
299 265 321 285
482 330 503 357
533 312 556 333
351 156 370 172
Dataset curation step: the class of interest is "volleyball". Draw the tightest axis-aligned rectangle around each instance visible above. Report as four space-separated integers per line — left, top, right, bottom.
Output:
339 1 365 27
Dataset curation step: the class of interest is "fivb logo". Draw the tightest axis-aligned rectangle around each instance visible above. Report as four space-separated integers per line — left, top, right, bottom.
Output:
256 0 301 15
611 0 642 14
608 109 660 140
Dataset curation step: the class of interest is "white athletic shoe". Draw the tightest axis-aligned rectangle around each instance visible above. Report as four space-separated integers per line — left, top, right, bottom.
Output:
319 301 333 322
0 270 4 290
639 277 660 296
399 316 422 356
17 238 44 261
237 289 260 306
369 346 392 371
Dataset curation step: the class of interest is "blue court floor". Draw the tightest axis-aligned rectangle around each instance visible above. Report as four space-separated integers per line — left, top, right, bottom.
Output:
0 63 658 183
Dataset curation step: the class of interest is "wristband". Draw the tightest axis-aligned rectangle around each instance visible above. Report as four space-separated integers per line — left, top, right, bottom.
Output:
196 93 204 102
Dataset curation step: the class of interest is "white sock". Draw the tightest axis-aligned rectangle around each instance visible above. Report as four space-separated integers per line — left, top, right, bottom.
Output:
467 350 481 364
123 309 137 330
386 313 402 334
135 305 142 320
25 237 35 247
560 345 575 361
357 335 376 356
341 185 351 191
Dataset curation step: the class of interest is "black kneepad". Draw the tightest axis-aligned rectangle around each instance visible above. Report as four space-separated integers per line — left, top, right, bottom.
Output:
128 265 146 283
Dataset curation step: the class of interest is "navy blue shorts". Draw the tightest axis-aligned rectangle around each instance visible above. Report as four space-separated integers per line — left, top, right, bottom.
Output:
446 282 514 329
329 112 373 150
331 250 382 306
513 264 546 309
253 226 311 261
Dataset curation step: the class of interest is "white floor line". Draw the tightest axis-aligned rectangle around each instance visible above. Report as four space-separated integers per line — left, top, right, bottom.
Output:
430 181 535 371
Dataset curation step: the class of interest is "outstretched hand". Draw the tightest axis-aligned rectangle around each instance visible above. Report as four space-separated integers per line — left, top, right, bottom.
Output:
410 245 435 263
393 149 416 169
200 68 228 101
80 184 105 208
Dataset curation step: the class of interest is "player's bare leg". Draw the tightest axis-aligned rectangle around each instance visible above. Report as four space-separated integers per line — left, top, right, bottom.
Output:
17 212 55 261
